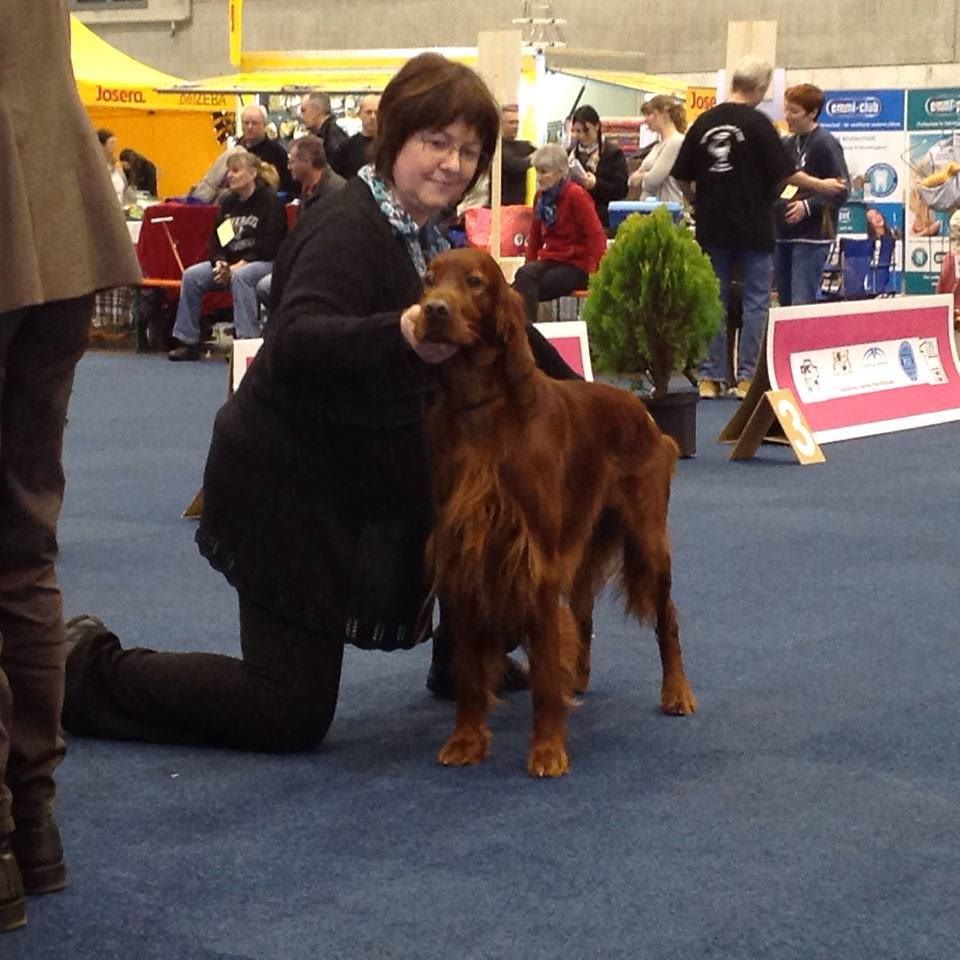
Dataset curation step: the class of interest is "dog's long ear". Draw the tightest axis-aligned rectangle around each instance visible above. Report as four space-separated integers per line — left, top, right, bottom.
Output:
495 270 537 399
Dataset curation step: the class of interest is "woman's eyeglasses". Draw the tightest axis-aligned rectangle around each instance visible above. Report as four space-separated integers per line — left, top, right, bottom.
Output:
417 133 485 166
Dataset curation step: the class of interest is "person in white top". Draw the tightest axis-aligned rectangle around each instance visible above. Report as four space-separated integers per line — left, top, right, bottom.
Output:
96 128 129 206
628 95 687 205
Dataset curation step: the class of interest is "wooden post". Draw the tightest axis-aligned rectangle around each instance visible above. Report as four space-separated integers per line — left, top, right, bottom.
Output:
724 20 777 92
478 30 522 262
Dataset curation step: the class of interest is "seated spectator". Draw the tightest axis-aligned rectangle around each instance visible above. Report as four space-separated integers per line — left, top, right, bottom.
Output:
238 104 294 196
255 135 346 312
168 152 287 361
512 143 608 323
119 147 158 197
188 145 247 203
567 104 628 232
628 95 687 204
97 128 130 206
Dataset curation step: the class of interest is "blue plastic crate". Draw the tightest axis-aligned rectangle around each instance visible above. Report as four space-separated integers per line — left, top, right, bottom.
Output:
608 200 684 231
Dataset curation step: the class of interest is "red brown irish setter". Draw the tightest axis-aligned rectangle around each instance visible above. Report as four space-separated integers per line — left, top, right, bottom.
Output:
416 248 696 778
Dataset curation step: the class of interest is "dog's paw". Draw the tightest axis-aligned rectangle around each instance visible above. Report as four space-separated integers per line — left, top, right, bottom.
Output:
660 681 697 716
438 727 491 767
527 740 570 778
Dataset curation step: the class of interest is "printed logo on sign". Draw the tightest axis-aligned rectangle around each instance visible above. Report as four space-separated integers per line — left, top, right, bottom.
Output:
862 346 888 366
925 96 960 116
799 359 820 391
96 85 146 104
832 349 852 375
826 96 882 118
912 248 929 268
898 341 918 381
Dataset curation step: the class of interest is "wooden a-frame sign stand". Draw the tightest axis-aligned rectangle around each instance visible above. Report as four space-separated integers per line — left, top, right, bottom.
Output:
718 334 826 465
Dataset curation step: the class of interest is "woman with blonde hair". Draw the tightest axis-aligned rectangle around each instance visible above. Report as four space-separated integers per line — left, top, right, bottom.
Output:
628 96 686 204
168 150 287 359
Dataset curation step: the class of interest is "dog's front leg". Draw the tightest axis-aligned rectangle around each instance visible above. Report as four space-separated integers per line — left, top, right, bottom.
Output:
437 617 501 767
526 595 578 777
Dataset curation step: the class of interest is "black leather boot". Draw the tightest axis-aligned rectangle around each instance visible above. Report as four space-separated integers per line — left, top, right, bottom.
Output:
0 836 26 933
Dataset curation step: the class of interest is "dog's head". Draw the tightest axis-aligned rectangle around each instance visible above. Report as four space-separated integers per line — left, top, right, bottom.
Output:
416 248 527 355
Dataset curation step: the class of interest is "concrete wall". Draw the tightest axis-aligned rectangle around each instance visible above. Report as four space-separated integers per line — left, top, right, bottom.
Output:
87 0 960 88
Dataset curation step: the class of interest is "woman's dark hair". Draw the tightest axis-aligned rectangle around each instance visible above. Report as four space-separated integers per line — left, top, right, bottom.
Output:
374 52 499 192
96 128 115 145
571 104 602 141
642 95 687 133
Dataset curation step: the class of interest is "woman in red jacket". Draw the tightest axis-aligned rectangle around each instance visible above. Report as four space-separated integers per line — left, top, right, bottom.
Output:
512 143 608 323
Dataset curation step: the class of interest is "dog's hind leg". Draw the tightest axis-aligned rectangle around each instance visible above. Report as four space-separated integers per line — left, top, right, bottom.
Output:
622 530 697 716
569 570 595 695
649 570 697 715
526 591 579 777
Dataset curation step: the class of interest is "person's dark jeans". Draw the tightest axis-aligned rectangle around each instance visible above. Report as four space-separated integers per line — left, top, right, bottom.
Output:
0 297 91 836
62 596 345 753
513 260 589 324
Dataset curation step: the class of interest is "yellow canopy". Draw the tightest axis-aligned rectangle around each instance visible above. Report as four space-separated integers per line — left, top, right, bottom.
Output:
155 47 534 97
159 68 394 97
551 68 687 98
71 16 232 113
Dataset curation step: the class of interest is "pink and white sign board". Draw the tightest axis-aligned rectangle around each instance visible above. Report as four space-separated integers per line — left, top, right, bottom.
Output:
231 321 593 393
231 337 264 393
767 294 960 443
534 320 594 380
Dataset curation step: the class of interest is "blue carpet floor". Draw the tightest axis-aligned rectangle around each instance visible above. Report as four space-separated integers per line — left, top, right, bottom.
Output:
7 350 959 959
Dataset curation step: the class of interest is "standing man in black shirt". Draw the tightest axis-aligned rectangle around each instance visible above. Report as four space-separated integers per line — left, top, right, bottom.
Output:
496 104 535 206
672 57 846 398
338 94 380 179
299 92 349 177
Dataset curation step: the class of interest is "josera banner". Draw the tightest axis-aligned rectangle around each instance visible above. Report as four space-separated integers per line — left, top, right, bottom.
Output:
904 89 960 293
821 90 907 294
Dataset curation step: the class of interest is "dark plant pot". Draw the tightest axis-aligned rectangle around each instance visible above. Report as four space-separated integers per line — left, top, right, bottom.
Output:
644 391 699 458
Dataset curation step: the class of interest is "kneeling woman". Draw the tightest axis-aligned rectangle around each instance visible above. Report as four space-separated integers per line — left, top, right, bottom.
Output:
512 143 608 323
62 53 577 753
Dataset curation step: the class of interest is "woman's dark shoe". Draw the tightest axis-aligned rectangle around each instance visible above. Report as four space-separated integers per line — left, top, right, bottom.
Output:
0 837 26 933
11 819 66 895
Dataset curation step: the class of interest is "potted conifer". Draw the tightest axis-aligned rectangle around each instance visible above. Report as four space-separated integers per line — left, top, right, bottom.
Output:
582 206 723 456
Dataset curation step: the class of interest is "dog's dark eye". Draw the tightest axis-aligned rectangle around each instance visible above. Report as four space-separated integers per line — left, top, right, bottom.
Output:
423 272 435 287
466 274 484 288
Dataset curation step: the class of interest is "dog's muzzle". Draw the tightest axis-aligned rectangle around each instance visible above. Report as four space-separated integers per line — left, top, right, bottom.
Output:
420 298 452 342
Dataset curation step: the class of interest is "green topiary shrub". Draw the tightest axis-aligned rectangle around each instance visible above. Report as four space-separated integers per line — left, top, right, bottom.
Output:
582 207 724 398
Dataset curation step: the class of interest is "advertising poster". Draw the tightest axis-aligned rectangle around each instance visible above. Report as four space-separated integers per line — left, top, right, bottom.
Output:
904 89 960 293
767 295 960 442
821 90 906 294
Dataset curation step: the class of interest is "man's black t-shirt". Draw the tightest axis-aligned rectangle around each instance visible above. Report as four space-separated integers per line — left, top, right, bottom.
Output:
671 101 795 251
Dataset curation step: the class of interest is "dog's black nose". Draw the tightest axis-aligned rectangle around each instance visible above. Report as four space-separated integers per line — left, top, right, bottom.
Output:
423 299 450 323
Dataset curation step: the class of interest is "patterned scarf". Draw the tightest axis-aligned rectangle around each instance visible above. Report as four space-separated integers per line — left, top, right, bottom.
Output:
575 140 601 174
535 178 567 227
358 164 449 276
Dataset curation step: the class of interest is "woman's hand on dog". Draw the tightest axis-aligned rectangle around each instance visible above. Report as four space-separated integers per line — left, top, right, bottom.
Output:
400 304 459 364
